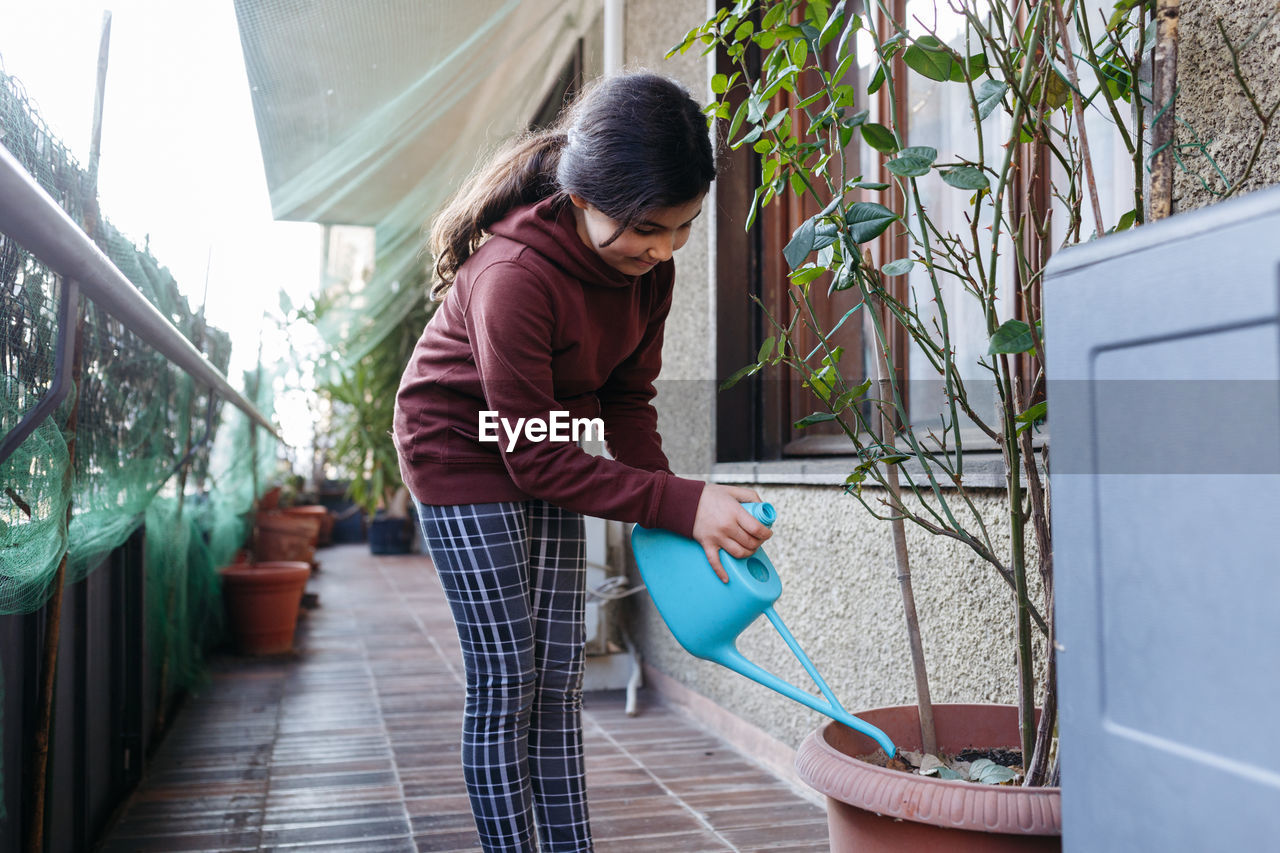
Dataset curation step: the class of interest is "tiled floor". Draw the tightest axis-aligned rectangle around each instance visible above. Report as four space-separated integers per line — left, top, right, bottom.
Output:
96 544 829 852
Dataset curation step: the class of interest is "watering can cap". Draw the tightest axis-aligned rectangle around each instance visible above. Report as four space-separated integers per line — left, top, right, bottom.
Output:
745 501 776 527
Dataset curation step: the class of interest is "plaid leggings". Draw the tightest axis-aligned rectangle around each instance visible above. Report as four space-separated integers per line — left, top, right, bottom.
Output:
416 500 592 852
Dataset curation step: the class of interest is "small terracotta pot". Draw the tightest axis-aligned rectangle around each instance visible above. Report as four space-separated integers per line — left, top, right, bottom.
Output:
258 486 282 511
219 561 310 655
255 511 321 565
795 703 1061 852
282 505 334 546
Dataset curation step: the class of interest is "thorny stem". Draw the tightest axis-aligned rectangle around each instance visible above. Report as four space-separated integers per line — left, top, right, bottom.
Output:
1052 0 1105 237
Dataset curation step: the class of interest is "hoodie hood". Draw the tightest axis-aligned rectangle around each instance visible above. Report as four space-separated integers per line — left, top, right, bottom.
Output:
487 195 637 288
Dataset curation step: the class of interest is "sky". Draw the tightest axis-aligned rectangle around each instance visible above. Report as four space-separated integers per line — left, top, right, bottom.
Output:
1 0 324 452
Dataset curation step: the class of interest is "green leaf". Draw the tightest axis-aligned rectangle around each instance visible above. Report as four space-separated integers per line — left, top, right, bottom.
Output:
903 35 954 81
758 335 776 362
728 99 749 143
784 217 818 269
1114 208 1137 232
829 262 858 294
860 122 897 153
818 10 844 49
1109 0 1143 28
812 221 840 252
941 166 990 190
833 378 873 410
976 79 1008 121
900 145 938 162
949 52 989 82
794 412 838 428
805 349 843 403
1044 70 1071 109
843 109 870 127
719 362 760 391
833 51 857 84
881 258 914 276
867 63 886 95
754 31 778 49
762 3 787 29
790 265 827 286
1015 401 1048 423
845 202 898 243
831 84 858 108
711 73 729 94
885 152 934 178
846 179 890 191
987 319 1035 355
969 758 1019 785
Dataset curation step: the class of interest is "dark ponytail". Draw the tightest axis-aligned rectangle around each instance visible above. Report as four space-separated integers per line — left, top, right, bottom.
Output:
428 130 567 299
428 72 717 300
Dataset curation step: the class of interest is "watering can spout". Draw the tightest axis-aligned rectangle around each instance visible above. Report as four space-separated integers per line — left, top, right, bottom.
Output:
631 502 897 757
717 643 897 756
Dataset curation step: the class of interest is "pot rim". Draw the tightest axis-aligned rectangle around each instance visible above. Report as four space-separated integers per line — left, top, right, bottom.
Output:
219 562 311 581
795 704 1061 836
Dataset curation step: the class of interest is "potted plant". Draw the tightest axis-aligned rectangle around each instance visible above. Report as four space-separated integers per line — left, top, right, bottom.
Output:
672 0 1156 847
316 316 426 556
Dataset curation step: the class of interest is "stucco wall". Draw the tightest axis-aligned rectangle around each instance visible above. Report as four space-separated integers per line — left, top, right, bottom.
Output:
624 0 718 479
1175 0 1280 210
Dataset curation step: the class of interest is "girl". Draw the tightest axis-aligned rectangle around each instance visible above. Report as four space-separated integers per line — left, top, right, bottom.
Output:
393 72 771 852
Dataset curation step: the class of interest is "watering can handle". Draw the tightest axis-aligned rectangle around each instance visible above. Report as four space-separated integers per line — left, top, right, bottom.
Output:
717 608 897 756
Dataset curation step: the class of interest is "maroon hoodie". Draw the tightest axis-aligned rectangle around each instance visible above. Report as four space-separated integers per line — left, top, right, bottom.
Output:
392 195 705 538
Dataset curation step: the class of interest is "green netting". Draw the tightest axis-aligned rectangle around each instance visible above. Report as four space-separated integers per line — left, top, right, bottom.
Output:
1 55 281 811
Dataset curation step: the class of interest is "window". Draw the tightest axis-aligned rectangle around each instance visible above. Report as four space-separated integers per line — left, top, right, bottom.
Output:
715 0 1130 463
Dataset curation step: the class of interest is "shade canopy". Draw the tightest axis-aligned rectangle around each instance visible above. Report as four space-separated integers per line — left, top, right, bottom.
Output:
234 0 595 226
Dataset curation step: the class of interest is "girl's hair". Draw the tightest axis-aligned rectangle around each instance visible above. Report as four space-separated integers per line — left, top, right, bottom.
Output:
428 72 717 299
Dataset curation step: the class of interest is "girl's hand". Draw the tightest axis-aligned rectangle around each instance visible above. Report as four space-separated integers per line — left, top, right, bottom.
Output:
691 484 773 583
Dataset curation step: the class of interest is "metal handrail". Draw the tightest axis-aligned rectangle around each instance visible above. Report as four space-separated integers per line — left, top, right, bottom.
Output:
0 142 280 466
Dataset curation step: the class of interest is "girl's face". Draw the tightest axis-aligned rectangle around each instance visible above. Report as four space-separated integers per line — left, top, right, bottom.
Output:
569 193 705 277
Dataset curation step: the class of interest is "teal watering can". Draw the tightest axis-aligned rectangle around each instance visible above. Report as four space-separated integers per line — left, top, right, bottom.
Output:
631 502 896 756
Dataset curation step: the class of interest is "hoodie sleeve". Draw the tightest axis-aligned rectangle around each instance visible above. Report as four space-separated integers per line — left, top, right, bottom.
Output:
597 262 676 473
464 260 703 536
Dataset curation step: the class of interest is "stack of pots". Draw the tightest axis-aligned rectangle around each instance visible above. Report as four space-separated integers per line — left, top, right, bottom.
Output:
219 501 335 655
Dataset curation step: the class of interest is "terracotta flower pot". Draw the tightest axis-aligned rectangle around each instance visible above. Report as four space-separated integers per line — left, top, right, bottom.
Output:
258 486 282 511
219 561 311 655
254 510 321 565
281 505 334 547
795 703 1061 852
